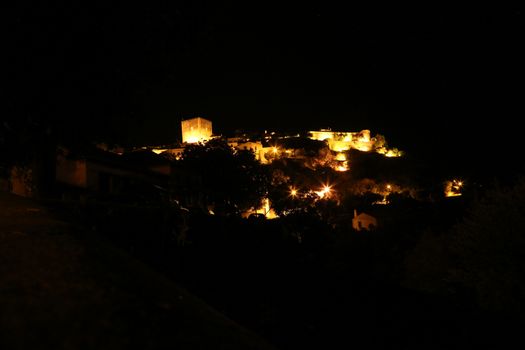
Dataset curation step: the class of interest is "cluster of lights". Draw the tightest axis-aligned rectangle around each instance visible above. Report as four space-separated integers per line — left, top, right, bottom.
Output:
445 179 463 197
248 197 279 219
333 152 349 172
377 148 403 158
372 184 393 205
288 184 334 200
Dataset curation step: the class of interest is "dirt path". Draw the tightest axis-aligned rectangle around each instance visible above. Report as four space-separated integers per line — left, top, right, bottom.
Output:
0 192 275 350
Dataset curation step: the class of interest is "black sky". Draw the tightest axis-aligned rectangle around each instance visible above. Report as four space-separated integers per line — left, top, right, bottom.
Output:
4 3 524 172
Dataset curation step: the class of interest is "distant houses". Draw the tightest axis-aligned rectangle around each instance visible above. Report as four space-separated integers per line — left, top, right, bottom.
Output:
352 210 378 231
55 147 170 199
1 116 402 222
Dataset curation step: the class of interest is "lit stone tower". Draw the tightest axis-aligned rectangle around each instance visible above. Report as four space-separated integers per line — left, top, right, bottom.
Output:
181 117 213 144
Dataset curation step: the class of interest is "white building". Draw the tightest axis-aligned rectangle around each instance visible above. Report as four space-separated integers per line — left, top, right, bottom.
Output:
352 210 378 231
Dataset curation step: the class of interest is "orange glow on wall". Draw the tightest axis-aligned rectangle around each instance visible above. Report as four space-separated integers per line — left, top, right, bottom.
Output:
335 153 347 161
181 117 213 144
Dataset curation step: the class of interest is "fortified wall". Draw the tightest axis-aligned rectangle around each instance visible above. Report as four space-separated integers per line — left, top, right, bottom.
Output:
309 129 374 152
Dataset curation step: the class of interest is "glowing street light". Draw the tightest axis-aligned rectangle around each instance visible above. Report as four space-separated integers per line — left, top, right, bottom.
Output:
315 184 332 199
290 187 298 198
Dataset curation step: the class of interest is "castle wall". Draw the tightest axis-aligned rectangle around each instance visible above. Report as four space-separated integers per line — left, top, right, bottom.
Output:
309 129 375 153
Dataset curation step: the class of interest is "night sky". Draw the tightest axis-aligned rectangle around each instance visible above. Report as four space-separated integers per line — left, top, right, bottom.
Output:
5 3 524 172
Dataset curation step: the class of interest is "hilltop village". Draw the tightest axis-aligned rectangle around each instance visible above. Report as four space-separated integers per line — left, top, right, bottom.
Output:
3 5 524 349
150 116 402 170
4 116 464 227
143 116 407 220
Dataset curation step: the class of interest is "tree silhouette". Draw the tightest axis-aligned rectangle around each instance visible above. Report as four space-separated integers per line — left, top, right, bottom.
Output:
449 179 525 314
405 179 525 314
179 140 269 215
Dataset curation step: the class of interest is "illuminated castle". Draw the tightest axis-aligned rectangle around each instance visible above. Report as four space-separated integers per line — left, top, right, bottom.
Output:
181 117 213 144
177 117 401 161
309 129 374 152
309 129 402 157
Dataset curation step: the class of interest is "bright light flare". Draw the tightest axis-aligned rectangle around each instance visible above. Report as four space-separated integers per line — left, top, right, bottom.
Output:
315 185 332 199
290 187 298 197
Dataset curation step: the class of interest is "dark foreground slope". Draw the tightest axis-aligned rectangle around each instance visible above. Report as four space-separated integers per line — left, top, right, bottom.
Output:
0 192 275 350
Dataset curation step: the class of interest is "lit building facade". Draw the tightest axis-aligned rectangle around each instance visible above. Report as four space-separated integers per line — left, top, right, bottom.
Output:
352 210 378 231
181 117 213 144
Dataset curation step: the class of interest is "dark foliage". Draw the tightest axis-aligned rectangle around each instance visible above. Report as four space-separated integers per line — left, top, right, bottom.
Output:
405 179 525 316
179 139 270 215
276 137 326 156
